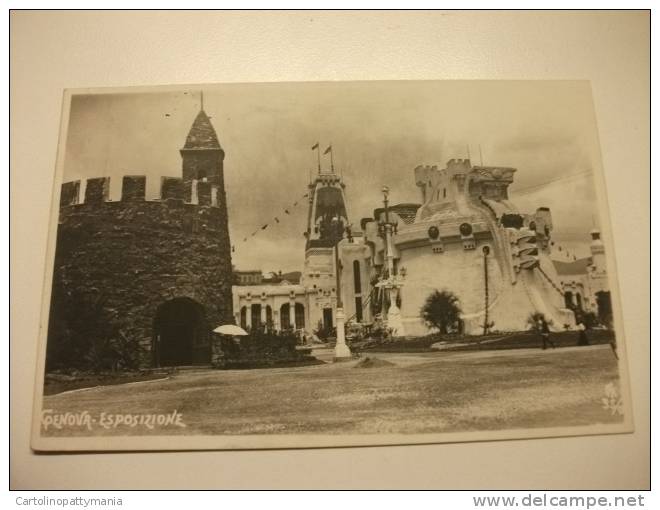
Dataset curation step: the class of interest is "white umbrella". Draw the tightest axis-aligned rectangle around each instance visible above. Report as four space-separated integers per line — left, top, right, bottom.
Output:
213 324 249 336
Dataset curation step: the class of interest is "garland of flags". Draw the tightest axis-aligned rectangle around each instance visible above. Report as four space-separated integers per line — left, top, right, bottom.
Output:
550 241 581 262
231 192 309 252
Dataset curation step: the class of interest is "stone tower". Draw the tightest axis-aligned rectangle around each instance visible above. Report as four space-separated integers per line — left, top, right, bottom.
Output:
47 105 234 370
301 168 350 331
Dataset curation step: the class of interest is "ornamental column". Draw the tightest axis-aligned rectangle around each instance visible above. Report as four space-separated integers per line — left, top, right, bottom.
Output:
380 186 405 337
289 298 296 329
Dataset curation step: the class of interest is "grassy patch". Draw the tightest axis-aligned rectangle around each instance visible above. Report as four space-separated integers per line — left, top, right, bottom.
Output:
354 329 615 353
446 329 615 352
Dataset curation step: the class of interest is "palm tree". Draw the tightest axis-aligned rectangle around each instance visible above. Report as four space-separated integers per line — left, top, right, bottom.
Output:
421 290 462 334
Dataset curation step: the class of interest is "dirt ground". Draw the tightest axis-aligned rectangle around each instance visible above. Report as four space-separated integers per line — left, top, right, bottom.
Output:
39 345 623 437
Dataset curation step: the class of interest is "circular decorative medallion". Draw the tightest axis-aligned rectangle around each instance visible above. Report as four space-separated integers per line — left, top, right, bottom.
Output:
459 222 473 236
427 226 440 240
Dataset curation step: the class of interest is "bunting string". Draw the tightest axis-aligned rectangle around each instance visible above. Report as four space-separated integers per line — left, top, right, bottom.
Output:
232 192 310 252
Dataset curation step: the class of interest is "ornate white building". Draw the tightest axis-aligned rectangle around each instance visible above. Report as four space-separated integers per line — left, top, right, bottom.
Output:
232 157 611 337
553 229 612 325
232 166 372 334
360 159 579 335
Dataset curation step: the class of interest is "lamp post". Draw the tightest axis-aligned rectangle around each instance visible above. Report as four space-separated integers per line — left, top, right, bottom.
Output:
379 186 405 337
332 216 352 361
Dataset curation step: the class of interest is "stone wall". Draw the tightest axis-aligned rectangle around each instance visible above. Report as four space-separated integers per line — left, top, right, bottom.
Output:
47 176 233 368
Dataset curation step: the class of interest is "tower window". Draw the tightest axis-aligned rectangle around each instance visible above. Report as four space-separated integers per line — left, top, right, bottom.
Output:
443 188 447 198
355 297 363 322
353 260 362 294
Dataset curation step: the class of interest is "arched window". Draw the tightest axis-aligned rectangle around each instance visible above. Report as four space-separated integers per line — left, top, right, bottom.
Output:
576 293 583 311
353 260 362 294
251 304 261 330
295 303 305 329
280 303 290 330
240 306 247 329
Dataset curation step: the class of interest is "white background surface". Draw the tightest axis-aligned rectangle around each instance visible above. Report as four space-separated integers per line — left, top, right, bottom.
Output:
9 10 649 489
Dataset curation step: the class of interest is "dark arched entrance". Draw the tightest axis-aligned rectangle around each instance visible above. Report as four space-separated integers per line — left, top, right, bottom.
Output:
153 297 209 367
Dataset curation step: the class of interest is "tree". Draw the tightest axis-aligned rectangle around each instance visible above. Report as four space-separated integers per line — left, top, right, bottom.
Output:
421 290 462 334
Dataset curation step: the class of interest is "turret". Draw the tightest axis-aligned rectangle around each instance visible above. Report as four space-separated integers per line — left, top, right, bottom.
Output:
180 107 225 202
305 168 349 250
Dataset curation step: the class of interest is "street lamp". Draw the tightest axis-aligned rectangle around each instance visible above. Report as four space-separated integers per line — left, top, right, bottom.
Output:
331 215 352 361
378 186 405 337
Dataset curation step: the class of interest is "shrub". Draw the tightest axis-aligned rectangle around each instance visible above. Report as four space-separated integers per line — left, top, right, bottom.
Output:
527 312 553 333
420 290 462 334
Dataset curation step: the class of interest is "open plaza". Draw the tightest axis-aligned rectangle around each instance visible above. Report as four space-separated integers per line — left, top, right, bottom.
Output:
41 343 622 437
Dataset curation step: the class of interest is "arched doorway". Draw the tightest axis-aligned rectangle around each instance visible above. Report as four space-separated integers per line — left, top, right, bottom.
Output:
153 297 209 367
251 303 261 330
564 291 574 309
596 291 613 327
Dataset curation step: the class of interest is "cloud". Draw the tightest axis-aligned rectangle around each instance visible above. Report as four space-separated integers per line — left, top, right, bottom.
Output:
63 81 605 271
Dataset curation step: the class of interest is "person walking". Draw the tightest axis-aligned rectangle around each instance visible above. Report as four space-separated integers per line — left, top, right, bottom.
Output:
577 321 589 346
538 317 556 350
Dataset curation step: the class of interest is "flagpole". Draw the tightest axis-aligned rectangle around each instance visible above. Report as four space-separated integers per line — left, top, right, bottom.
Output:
330 143 334 173
316 144 321 174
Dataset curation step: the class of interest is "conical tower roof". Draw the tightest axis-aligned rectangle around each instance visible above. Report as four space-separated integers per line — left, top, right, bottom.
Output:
183 109 222 150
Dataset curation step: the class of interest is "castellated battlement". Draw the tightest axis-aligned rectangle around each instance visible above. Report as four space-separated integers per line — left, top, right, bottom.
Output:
52 173 233 368
60 175 221 208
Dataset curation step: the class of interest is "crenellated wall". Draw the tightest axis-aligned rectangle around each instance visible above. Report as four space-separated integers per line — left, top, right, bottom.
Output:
60 175 223 207
49 174 233 368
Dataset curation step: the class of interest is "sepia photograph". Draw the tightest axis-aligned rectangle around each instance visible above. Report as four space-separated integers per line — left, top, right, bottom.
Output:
31 80 633 451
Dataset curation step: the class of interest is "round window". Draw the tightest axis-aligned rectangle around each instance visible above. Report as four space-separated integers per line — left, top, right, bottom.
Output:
459 223 473 236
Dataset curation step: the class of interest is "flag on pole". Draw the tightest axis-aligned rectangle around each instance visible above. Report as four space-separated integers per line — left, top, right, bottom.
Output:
323 145 332 154
274 217 280 223
311 142 319 150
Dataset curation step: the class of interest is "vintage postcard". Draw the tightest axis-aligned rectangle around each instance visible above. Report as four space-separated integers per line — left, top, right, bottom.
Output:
31 81 633 451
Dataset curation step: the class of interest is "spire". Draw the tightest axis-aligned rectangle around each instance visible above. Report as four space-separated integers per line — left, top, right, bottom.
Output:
183 109 222 150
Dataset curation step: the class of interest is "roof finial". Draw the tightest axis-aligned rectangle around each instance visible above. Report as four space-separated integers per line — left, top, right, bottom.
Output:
200 90 204 111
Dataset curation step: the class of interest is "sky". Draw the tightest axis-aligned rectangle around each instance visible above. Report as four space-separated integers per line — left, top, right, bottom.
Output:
63 81 606 272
